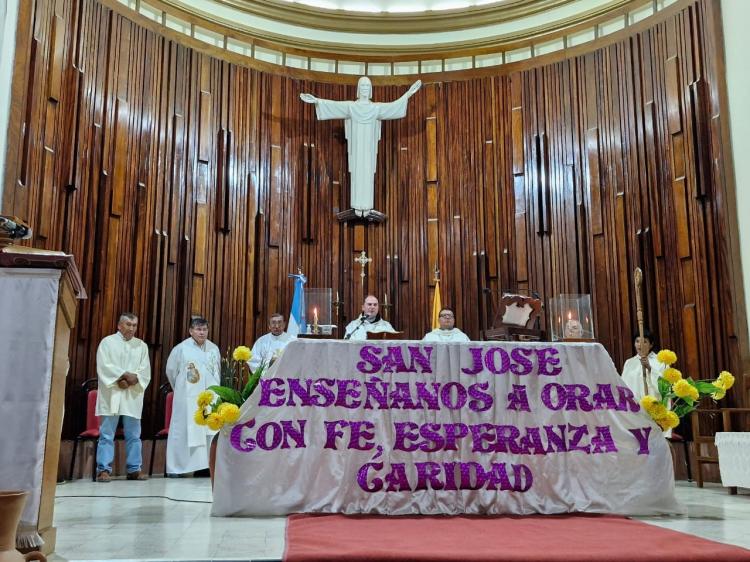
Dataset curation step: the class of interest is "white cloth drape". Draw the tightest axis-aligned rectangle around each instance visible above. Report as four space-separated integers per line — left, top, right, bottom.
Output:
212 340 679 517
716 432 750 488
0 268 60 528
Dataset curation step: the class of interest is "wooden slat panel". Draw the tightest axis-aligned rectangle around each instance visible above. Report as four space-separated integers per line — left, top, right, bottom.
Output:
426 118 437 182
36 147 56 239
47 15 65 102
682 304 699 378
586 128 603 236
511 108 524 176
110 98 128 217
194 203 207 275
690 79 710 199
672 132 686 180
673 177 691 259
665 55 682 134
198 90 212 163
268 144 282 247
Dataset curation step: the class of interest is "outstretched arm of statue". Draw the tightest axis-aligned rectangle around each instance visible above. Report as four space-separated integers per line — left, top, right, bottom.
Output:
406 79 422 98
300 93 318 104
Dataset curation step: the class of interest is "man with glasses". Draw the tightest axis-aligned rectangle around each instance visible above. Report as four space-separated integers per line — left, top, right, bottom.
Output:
423 308 470 342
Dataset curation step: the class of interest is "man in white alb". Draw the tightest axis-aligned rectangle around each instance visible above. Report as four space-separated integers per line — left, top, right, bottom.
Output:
344 295 396 341
95 313 151 482
249 313 293 371
423 308 470 343
165 316 221 476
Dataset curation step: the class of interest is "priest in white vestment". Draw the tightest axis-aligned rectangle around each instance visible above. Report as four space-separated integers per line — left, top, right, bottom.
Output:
249 313 294 371
165 316 221 475
300 77 421 216
344 295 396 341
95 313 151 481
423 308 471 343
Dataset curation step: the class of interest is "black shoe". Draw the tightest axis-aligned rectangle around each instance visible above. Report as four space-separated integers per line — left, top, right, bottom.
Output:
193 468 211 478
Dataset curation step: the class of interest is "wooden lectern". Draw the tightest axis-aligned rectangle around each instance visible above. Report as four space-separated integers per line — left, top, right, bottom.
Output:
0 246 85 555
366 331 404 340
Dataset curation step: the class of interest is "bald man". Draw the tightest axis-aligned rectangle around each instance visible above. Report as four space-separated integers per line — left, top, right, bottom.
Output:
344 295 396 341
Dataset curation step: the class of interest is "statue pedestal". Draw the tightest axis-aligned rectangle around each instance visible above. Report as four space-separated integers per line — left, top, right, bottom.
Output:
336 209 387 224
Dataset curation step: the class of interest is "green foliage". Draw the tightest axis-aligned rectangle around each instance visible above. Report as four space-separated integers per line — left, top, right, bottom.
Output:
694 380 720 394
658 377 671 405
242 364 264 402
208 385 243 406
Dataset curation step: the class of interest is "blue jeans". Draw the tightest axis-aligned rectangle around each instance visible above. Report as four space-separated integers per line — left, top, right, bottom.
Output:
96 415 142 474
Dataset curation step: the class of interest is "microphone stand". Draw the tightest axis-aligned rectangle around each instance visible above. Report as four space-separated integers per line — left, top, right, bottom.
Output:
344 315 367 340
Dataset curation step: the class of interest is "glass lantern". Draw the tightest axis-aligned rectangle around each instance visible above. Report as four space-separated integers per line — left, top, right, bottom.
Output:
549 294 595 341
304 288 333 335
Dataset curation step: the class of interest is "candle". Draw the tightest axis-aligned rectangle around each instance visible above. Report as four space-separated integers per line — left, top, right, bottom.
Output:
567 311 572 321
336 290 340 303
313 307 319 326
384 293 389 306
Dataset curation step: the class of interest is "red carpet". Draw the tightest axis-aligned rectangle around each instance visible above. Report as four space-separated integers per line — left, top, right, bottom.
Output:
284 513 750 561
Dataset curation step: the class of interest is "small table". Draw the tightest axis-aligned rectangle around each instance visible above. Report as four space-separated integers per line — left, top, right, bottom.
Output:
715 432 750 493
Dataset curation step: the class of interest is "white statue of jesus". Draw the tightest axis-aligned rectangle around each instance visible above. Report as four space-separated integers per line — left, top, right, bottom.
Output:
300 76 422 217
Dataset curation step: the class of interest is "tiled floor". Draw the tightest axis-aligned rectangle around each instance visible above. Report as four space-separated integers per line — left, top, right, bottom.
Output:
49 479 750 561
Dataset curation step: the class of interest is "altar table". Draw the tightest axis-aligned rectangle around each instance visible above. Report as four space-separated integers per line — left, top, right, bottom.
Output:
211 340 678 517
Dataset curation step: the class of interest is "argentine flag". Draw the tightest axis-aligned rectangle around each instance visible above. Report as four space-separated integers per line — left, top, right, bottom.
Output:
287 272 307 337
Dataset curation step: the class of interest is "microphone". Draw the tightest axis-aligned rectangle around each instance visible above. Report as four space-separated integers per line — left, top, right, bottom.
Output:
344 313 367 340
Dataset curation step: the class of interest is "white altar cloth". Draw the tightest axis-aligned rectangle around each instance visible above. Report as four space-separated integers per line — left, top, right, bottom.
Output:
212 340 678 516
716 432 750 489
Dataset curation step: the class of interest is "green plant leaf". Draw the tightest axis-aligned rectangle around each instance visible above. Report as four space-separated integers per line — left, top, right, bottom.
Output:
242 366 264 402
694 380 719 394
208 385 243 406
658 377 671 400
673 403 696 418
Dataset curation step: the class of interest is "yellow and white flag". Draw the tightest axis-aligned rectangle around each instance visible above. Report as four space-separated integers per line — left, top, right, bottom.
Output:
431 279 442 330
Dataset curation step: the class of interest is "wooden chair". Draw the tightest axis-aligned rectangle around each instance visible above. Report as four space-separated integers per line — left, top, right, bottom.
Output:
691 407 750 493
68 378 123 481
483 293 544 341
148 382 173 477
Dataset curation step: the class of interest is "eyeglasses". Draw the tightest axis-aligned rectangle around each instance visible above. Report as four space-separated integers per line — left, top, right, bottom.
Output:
439 313 454 318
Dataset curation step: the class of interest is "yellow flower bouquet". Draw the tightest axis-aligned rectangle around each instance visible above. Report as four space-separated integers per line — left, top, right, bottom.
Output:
194 345 267 431
640 349 735 431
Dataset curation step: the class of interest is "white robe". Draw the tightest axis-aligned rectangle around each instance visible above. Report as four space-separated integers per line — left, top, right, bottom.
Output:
344 317 396 341
95 332 151 418
621 352 671 437
621 352 666 400
422 328 471 343
165 337 221 474
249 332 294 371
315 95 411 213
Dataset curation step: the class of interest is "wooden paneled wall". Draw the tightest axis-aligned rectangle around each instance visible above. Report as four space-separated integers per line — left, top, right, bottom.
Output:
2 0 747 438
